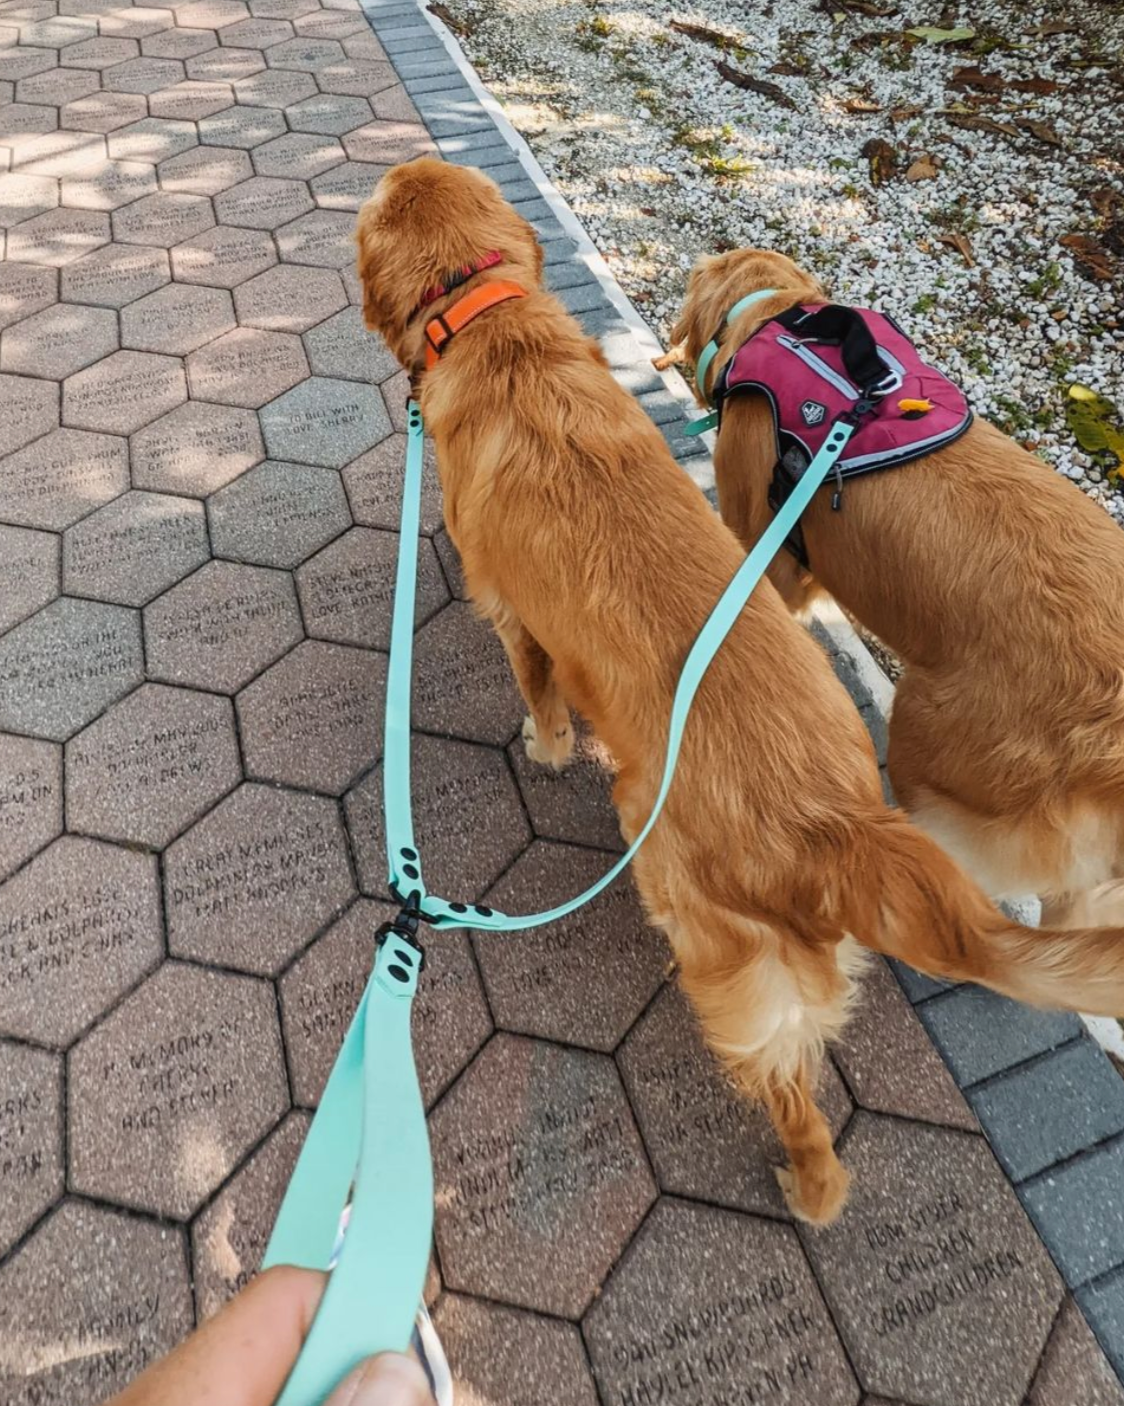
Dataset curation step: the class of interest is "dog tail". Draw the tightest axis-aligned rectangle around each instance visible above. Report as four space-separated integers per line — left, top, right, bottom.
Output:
845 811 1124 1016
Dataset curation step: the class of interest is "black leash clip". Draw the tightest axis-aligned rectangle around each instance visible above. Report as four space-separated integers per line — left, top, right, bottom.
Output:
376 890 428 971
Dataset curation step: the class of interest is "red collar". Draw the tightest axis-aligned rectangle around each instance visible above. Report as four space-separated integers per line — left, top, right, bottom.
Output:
413 250 504 317
424 280 527 370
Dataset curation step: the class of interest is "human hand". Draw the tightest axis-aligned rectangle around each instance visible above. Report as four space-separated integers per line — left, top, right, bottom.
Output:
104 1264 435 1406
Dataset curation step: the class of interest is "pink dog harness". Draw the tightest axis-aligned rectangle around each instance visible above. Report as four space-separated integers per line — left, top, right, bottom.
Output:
715 303 972 564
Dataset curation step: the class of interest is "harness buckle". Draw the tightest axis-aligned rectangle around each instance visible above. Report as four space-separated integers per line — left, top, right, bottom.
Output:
866 368 903 398
376 891 428 970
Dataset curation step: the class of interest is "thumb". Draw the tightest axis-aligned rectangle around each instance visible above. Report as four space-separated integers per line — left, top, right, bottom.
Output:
325 1353 435 1406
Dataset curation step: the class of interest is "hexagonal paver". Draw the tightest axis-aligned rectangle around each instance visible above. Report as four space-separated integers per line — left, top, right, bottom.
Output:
62 156 158 209
280 897 492 1109
102 54 185 94
192 1111 310 1317
171 222 276 287
208 457 350 566
165 781 353 971
259 375 390 467
159 140 251 194
221 15 292 46
1029 1297 1124 1406
0 371 56 456
434 1294 599 1406
68 960 288 1217
60 88 148 131
149 77 233 120
0 99 58 137
64 349 185 432
63 489 207 606
0 1201 192 1403
142 25 219 59
59 34 139 69
130 401 263 496
0 262 55 333
835 958 977 1130
275 207 353 266
317 60 399 99
482 841 667 1049
0 733 62 881
121 281 235 354
20 15 95 45
802 1113 1063 1406
303 304 397 383
0 170 57 227
619 983 853 1217
286 91 371 135
507 725 623 852
0 1040 62 1255
112 189 215 244
237 638 384 794
0 426 127 529
0 834 160 1044
342 431 444 535
250 0 317 18
342 120 435 167
16 65 101 107
10 129 108 180
214 173 312 229
5 204 108 264
185 324 307 408
100 6 176 39
107 115 197 162
61 242 169 306
345 732 529 902
310 157 385 211
66 682 240 847
145 558 302 691
198 102 285 149
413 602 524 746
252 130 343 178
293 9 369 39
0 49 56 85
584 1198 860 1406
176 0 250 26
233 261 345 332
1 300 116 378
186 44 264 82
431 1033 656 1317
233 65 314 107
297 526 447 649
0 523 58 635
265 35 343 69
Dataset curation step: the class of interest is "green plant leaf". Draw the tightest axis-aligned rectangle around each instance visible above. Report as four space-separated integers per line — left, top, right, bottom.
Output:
1066 384 1124 470
907 25 976 42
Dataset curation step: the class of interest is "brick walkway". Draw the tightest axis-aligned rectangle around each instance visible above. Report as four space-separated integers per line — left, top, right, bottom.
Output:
1 2 1124 1402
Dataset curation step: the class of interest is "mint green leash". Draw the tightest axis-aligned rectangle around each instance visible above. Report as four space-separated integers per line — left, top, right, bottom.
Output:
265 394 854 1404
684 286 777 436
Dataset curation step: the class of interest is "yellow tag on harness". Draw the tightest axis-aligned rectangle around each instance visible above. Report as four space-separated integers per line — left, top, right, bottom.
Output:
897 398 933 414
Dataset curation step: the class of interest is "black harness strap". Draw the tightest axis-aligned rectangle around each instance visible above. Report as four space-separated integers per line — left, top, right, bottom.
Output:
771 304 895 396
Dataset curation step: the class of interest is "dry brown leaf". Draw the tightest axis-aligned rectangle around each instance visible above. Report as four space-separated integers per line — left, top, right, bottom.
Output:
1025 20 1076 36
905 156 940 181
769 60 809 76
861 136 898 185
670 19 739 47
1018 118 1063 147
426 2 472 35
938 231 974 265
951 64 1003 92
715 59 797 109
1060 233 1114 281
1089 184 1124 256
1009 76 1061 95
843 96 882 113
947 113 1020 139
889 104 924 120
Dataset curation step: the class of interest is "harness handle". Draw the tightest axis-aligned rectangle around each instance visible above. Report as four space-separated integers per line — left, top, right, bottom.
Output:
772 304 899 399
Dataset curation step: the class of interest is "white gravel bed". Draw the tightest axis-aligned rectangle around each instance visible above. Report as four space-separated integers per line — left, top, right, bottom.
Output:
445 0 1123 511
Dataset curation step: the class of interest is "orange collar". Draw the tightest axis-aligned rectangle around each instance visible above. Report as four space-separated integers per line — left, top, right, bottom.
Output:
423 280 527 370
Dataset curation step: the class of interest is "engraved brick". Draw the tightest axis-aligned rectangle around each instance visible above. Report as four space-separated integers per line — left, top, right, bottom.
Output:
431 1034 656 1316
0 47 56 83
260 374 390 467
107 115 198 162
20 15 94 45
338 432 442 538
9 129 106 179
132 399 262 496
342 117 434 162
507 725 623 852
0 522 58 635
0 170 57 226
237 638 385 794
60 88 147 131
100 7 176 39
166 781 354 971
370 81 421 124
112 189 215 243
249 0 318 17
1029 1297 1124 1406
0 426 127 529
0 100 58 137
0 1202 192 1403
412 602 523 746
286 91 371 135
0 1040 62 1254
317 60 400 99
275 207 353 266
0 834 160 1043
62 243 171 311
103 53 186 94
16 65 100 106
175 0 250 26
219 15 292 46
64 489 207 606
198 101 285 148
1 300 115 380
266 35 344 70
208 457 350 567
121 281 235 354
186 45 264 81
310 156 384 210
149 77 233 119
0 733 62 881
171 221 276 286
58 34 138 69
303 304 397 382
6 204 108 264
252 129 344 178
63 349 185 432
159 141 251 194
185 324 307 406
233 65 314 107
233 261 346 331
69 961 288 1216
142 25 219 59
0 371 56 455
214 172 312 228
292 9 368 38
61 156 157 208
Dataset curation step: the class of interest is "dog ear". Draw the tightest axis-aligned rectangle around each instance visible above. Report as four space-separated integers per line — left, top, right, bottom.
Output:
355 205 391 334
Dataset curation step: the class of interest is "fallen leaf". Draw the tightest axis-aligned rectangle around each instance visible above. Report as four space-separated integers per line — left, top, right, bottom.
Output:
426 2 472 35
1009 76 1060 94
1067 384 1124 470
889 103 924 120
905 156 940 181
951 64 1003 91
670 19 741 48
1018 118 1062 147
843 96 882 112
769 60 809 76
947 112 1020 138
907 25 975 43
715 59 797 109
938 231 974 264
824 0 895 13
1060 233 1114 280
1089 184 1124 255
861 136 898 185
1026 20 1076 37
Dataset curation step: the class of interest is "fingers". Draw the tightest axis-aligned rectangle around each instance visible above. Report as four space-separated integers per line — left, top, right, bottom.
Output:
108 1265 327 1406
325 1354 435 1406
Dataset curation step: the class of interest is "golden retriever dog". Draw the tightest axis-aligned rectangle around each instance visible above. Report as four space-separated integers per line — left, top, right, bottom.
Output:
357 160 1124 1224
673 248 1124 931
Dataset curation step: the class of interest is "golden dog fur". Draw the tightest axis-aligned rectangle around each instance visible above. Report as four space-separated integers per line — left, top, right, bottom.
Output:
673 249 1124 930
358 161 1124 1224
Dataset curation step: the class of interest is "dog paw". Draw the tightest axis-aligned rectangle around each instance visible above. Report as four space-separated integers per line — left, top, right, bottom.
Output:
774 1161 850 1226
522 714 573 771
